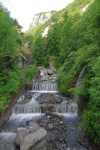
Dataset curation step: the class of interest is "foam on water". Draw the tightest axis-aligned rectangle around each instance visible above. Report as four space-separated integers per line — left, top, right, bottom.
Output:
0 132 16 139
56 113 78 117
10 113 44 122
31 90 58 93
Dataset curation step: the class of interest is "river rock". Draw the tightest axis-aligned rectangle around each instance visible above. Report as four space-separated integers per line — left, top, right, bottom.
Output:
48 123 54 130
30 139 47 150
15 122 47 150
20 128 47 150
15 130 29 146
47 69 53 75
36 93 63 104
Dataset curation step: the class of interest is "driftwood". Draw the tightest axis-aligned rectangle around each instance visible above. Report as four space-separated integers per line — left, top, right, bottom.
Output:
77 140 89 149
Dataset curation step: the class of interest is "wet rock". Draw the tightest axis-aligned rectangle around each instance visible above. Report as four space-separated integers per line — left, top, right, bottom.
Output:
30 139 47 150
64 138 68 143
15 130 29 146
27 122 41 132
47 115 51 119
36 93 64 104
47 69 53 76
56 98 62 103
60 121 63 124
38 113 68 150
58 137 64 142
15 122 47 150
48 123 54 130
20 128 47 150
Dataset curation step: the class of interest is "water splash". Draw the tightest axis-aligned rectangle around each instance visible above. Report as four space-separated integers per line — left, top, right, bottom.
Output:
76 65 87 88
54 101 78 116
74 65 87 102
32 80 58 92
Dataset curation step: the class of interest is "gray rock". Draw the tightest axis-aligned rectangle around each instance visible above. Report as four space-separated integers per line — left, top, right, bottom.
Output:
20 128 47 150
56 98 62 103
48 123 54 130
47 69 53 75
28 122 40 133
15 122 47 150
30 139 47 150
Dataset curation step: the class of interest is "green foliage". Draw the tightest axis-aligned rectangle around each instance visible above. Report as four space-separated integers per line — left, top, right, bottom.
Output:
33 36 49 66
0 4 20 85
0 66 36 113
82 110 100 145
24 65 37 82
69 87 87 97
81 56 100 145
0 4 37 114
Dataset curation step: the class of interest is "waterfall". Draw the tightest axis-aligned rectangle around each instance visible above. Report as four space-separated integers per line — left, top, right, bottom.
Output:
0 132 16 150
32 80 58 92
12 93 41 114
76 65 87 88
13 103 41 114
0 67 91 150
54 101 78 116
74 65 87 101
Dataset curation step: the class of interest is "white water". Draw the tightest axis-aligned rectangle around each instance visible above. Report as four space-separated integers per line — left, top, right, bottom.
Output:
54 101 78 116
29 93 41 103
0 74 82 150
31 90 58 93
9 113 44 123
0 132 16 139
57 113 78 117
76 65 87 88
32 80 58 92
0 132 16 150
74 65 87 102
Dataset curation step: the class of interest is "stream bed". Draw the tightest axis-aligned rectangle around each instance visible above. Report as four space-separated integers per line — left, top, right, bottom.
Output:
0 75 93 150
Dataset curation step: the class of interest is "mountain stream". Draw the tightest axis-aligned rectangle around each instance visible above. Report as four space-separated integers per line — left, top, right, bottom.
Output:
0 71 93 150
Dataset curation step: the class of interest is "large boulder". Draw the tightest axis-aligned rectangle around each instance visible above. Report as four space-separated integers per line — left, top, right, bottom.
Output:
15 122 47 150
20 128 47 150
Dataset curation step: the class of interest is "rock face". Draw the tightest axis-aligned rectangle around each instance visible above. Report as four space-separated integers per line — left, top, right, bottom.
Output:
15 122 47 150
31 11 56 27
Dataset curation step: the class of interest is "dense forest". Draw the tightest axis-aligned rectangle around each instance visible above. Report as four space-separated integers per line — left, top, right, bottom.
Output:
0 4 37 113
0 0 100 147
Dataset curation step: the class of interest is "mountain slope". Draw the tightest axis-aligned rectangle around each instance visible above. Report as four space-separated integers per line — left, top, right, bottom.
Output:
26 11 56 36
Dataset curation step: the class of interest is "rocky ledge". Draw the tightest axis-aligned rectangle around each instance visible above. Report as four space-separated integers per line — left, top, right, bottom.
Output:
36 93 66 104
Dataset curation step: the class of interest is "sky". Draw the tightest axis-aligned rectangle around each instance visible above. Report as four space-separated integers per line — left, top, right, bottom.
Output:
0 0 74 31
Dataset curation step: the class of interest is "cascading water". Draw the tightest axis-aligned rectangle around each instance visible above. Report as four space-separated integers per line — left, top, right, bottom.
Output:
32 80 58 93
54 101 78 117
0 92 44 149
74 65 87 102
76 65 87 88
74 65 88 116
0 69 90 150
12 93 41 114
